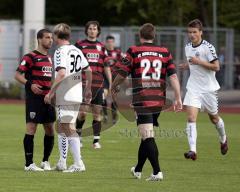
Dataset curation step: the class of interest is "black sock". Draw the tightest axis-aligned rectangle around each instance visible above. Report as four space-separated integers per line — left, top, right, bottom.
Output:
23 134 34 166
93 120 101 143
76 119 85 136
135 140 148 172
102 99 108 116
111 102 117 120
144 138 161 175
43 135 54 162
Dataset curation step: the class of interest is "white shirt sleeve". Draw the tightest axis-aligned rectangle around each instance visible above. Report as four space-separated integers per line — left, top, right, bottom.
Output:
54 48 67 70
79 50 89 69
206 44 218 62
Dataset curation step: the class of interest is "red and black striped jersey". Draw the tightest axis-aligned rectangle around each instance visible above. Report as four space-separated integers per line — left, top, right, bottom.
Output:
16 50 53 97
75 39 107 88
116 42 176 108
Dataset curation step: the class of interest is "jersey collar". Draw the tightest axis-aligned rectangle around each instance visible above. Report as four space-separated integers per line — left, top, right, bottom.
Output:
192 39 203 48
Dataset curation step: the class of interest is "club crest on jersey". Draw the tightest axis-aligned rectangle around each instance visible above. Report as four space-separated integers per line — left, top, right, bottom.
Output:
96 45 102 51
195 52 200 57
21 60 26 66
30 112 36 119
112 52 117 58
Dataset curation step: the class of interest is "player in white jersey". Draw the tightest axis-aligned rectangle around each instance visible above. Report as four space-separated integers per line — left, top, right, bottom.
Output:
179 19 228 160
44 23 92 172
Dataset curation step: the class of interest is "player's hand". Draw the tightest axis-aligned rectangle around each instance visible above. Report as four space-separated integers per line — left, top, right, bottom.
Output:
84 88 92 104
178 63 189 70
173 98 182 112
44 92 54 104
189 56 201 65
31 84 43 95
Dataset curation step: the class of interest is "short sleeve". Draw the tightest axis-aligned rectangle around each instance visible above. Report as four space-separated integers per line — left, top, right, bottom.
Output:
166 50 177 77
54 48 66 71
114 48 133 78
206 44 218 63
16 54 33 73
80 50 89 69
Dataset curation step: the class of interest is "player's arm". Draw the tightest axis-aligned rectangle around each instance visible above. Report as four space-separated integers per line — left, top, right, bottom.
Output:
82 66 92 104
178 62 189 70
169 74 182 112
189 56 220 71
15 57 43 95
104 65 112 89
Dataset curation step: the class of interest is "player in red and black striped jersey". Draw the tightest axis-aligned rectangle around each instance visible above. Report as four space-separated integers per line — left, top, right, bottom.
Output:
112 23 182 181
102 35 122 124
15 29 55 171
75 21 112 149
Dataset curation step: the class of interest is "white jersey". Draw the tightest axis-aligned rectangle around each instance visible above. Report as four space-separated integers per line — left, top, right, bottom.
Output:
54 44 89 105
185 40 220 93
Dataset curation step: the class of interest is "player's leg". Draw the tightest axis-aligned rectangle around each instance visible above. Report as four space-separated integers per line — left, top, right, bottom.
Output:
76 104 87 137
41 122 54 170
24 122 38 170
132 114 163 181
24 98 43 171
102 88 109 123
203 92 228 155
92 104 102 149
184 106 198 160
183 91 201 160
111 100 118 124
40 102 56 170
54 105 69 171
91 88 104 148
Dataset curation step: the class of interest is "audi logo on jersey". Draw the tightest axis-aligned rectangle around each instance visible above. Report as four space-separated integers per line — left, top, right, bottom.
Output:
42 66 53 73
86 53 99 59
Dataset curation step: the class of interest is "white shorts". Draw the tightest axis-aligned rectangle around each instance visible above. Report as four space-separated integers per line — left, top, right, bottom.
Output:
183 91 218 115
56 105 80 123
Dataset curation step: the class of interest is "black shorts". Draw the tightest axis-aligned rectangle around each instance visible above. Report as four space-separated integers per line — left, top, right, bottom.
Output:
26 97 56 124
91 88 103 106
103 79 110 89
136 112 161 126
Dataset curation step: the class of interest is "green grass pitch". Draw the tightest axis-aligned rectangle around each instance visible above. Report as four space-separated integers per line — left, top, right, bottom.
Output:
0 104 239 192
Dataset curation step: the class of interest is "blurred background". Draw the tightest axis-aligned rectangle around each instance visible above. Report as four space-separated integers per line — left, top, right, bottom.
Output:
0 0 239 103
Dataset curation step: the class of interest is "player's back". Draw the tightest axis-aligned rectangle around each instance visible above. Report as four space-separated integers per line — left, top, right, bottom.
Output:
122 43 176 110
54 44 89 105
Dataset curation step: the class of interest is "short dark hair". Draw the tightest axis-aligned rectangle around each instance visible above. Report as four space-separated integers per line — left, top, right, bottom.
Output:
188 19 203 31
85 20 101 37
139 23 155 40
37 29 52 39
106 35 115 41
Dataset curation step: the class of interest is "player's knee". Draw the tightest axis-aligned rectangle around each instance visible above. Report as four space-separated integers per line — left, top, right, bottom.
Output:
209 115 219 124
187 115 197 122
93 114 102 121
26 123 37 135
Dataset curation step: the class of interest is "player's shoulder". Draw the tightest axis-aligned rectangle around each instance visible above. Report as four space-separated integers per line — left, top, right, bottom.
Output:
185 42 192 48
201 40 216 50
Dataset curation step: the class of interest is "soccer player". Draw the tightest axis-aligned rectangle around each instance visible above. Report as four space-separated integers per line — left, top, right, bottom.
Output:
75 21 112 149
112 23 182 181
15 29 55 171
103 35 122 124
44 23 92 172
179 19 228 160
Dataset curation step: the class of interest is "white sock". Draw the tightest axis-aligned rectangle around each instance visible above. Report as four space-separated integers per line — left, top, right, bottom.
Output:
186 122 197 153
215 117 226 143
68 136 82 166
58 134 68 164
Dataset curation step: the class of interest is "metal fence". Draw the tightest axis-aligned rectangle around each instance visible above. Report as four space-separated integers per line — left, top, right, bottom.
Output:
0 21 237 90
